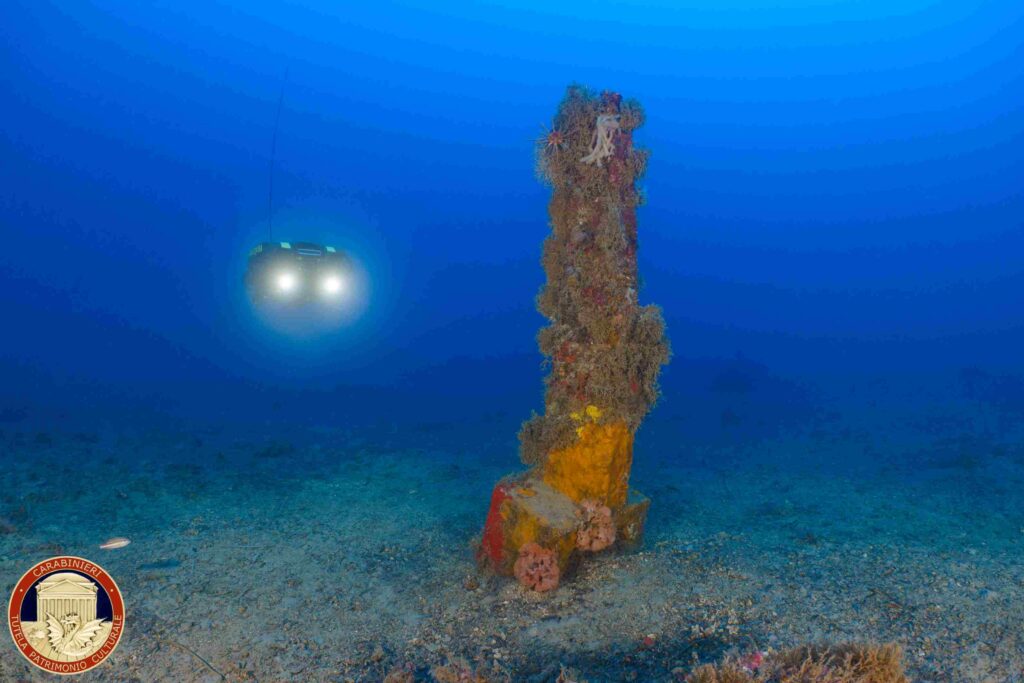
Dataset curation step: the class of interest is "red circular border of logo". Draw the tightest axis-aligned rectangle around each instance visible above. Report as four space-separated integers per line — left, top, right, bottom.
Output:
7 556 126 676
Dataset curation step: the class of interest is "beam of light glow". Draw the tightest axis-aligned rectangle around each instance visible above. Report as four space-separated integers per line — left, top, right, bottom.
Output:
275 271 298 293
320 273 344 296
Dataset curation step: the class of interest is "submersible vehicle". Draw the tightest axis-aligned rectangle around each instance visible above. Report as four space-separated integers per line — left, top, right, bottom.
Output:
245 240 350 304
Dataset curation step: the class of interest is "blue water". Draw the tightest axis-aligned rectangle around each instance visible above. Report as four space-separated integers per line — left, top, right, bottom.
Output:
1 2 1022 681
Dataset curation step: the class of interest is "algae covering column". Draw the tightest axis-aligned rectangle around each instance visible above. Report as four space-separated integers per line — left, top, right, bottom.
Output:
478 86 670 591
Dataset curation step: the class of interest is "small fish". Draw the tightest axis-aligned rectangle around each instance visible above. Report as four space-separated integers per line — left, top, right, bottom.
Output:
99 537 131 550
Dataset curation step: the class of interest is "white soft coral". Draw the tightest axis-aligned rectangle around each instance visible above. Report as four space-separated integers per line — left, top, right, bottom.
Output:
580 114 620 165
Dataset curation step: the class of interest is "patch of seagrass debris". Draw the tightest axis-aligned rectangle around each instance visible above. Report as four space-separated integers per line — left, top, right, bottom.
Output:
686 642 909 683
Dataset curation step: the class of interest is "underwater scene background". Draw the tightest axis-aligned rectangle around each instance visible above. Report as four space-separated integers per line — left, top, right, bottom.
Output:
1 1 1022 681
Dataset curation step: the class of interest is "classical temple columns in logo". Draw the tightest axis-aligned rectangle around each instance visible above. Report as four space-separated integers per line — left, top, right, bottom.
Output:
36 573 99 623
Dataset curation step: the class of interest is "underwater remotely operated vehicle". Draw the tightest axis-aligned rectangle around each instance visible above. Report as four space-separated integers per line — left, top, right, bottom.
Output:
245 241 350 303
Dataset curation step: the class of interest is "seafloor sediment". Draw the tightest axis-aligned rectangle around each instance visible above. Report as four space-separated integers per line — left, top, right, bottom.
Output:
0 372 1021 682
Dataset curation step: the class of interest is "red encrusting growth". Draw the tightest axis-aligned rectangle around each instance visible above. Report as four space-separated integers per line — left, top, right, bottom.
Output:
478 481 511 567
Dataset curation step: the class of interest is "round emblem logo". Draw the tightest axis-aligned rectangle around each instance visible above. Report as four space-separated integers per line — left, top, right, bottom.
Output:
8 556 125 675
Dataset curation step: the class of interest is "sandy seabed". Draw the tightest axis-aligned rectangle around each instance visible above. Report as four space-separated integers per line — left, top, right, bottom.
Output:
1 374 1022 682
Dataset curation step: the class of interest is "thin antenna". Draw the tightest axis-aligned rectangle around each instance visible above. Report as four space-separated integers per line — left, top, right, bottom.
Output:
267 65 289 242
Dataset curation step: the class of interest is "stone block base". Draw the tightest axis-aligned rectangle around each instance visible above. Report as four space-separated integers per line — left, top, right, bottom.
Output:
478 475 579 575
478 473 650 577
616 489 650 548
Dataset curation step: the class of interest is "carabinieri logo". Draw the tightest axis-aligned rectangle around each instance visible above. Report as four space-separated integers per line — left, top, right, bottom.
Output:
8 556 125 675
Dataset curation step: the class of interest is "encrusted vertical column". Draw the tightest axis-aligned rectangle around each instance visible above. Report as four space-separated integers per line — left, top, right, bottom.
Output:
478 86 670 588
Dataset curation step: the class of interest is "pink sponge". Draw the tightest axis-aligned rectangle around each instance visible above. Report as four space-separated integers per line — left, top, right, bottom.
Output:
513 542 560 592
575 499 615 552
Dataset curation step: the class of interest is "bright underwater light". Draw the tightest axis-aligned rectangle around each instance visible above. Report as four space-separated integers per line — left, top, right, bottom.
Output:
275 270 298 294
246 241 360 314
320 273 344 296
